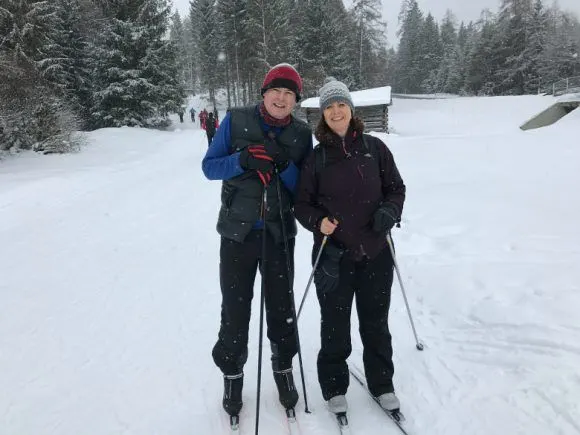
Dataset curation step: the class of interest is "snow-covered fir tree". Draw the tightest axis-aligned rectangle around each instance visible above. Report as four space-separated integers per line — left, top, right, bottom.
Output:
243 0 293 94
169 11 190 91
395 0 424 93
464 10 498 95
351 0 387 88
0 0 82 152
90 0 183 129
216 0 246 106
297 0 354 94
418 13 442 92
189 0 220 107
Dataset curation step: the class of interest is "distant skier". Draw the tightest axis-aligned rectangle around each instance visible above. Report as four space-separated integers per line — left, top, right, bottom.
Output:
190 107 196 123
206 112 217 146
199 109 208 130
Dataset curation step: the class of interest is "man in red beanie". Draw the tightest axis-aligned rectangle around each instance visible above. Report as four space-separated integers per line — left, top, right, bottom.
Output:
201 63 312 420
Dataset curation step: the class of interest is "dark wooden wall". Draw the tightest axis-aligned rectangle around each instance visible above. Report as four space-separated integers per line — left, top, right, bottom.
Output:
297 105 389 133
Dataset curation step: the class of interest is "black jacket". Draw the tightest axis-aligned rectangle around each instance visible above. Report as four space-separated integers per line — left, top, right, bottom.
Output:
295 120 405 260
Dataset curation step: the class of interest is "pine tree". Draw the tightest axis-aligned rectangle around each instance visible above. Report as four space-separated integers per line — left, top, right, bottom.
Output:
216 0 246 106
0 0 81 152
170 11 190 89
297 0 333 94
433 10 458 93
443 44 464 93
440 10 458 49
243 0 293 96
50 0 96 126
180 15 197 92
139 0 184 122
493 0 535 94
538 6 580 89
419 13 442 92
395 0 424 93
296 0 355 94
351 0 387 88
190 0 220 106
90 0 183 129
464 11 499 95
522 0 548 93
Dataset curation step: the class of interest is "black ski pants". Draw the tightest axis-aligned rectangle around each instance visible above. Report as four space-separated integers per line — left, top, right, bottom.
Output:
207 132 215 146
315 245 395 400
212 231 298 375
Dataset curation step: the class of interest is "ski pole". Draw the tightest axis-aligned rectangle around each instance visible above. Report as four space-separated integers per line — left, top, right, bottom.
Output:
274 171 311 414
255 189 268 435
297 235 328 320
386 232 424 351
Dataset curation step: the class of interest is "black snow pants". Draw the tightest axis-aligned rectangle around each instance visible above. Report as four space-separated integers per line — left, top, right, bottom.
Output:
315 245 395 400
212 230 298 375
207 132 215 146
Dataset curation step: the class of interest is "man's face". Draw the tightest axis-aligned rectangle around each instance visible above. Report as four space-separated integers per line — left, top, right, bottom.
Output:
263 88 297 119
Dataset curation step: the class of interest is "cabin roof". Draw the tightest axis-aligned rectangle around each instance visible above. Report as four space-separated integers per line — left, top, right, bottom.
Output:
300 86 392 109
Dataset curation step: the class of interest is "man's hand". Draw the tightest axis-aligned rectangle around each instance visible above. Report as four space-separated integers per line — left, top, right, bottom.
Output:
265 140 290 171
239 145 274 173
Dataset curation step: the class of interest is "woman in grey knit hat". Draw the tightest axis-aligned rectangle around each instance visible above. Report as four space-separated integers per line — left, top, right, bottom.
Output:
294 78 406 416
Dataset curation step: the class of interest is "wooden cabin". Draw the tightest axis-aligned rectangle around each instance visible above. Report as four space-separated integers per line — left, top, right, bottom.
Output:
298 86 392 133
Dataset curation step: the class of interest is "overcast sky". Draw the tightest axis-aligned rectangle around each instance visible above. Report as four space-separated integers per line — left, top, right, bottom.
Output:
172 0 580 46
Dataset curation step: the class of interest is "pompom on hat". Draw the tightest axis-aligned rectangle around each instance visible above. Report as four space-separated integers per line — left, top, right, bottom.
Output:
261 63 303 102
318 77 355 114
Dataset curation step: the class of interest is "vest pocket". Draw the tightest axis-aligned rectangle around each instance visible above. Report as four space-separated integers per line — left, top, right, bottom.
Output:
222 184 237 211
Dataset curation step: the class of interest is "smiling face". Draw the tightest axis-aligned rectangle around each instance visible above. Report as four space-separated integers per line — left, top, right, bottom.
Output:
263 88 297 119
323 101 352 137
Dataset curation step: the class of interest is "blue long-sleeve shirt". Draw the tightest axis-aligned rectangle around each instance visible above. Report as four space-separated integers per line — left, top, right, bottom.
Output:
201 110 301 193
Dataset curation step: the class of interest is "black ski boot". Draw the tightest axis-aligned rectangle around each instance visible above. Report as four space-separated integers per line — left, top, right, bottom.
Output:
273 368 299 410
222 373 243 416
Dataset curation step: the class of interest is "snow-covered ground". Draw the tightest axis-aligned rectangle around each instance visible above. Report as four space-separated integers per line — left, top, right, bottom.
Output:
1 95 579 435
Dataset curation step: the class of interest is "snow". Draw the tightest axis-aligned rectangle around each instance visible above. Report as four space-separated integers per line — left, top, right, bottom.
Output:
1 95 580 435
557 92 580 103
300 85 392 108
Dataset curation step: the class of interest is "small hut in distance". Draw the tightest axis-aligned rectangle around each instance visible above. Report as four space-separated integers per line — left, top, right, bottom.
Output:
299 86 392 133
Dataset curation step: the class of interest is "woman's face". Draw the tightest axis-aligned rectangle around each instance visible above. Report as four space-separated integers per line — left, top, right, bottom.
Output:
323 101 351 137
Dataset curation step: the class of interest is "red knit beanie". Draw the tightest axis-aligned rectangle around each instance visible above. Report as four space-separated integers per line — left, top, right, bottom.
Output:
261 63 302 102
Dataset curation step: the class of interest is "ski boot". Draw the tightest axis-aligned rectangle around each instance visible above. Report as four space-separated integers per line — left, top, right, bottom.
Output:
273 368 299 410
222 373 243 416
376 392 400 412
327 394 348 414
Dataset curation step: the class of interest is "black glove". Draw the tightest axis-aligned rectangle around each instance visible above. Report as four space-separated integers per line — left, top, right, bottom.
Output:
265 140 290 172
239 144 274 173
314 243 344 293
372 203 399 234
240 144 274 173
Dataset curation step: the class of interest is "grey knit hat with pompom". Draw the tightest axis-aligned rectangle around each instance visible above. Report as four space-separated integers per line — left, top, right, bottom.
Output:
318 77 355 114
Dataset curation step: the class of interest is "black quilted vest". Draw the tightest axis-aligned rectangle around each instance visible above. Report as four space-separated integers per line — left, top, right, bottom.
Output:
217 106 312 243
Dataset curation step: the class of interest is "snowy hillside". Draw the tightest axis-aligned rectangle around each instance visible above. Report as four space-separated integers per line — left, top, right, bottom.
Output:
1 95 579 435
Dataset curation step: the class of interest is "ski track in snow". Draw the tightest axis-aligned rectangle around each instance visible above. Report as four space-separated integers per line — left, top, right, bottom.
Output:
1 96 580 435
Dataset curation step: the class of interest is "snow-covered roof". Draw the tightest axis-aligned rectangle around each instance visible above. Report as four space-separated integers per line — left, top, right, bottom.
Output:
300 86 392 109
557 92 580 103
